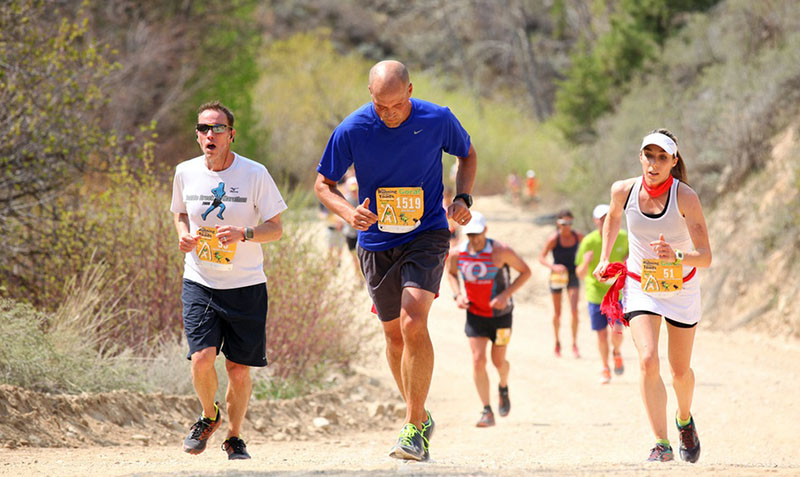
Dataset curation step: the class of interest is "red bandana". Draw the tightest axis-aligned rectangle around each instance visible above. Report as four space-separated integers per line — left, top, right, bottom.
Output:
642 175 673 198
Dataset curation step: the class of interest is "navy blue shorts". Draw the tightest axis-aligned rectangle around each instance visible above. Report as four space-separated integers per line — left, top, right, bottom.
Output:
181 279 269 367
588 302 609 331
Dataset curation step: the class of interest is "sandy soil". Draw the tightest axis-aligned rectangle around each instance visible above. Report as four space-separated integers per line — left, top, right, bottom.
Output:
2 195 799 476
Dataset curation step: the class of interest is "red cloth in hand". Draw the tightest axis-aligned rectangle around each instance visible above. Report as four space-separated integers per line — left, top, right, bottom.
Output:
600 262 629 327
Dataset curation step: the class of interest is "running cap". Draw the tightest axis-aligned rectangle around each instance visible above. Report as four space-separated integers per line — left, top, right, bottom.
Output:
462 211 487 235
640 133 677 156
526 169 536 178
592 204 610 220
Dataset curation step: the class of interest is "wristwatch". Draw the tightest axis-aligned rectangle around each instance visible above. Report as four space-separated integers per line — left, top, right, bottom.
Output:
242 226 254 241
674 249 684 263
453 193 473 208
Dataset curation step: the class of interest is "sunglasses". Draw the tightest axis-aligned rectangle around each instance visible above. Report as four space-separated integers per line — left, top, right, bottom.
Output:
556 220 573 226
196 123 230 133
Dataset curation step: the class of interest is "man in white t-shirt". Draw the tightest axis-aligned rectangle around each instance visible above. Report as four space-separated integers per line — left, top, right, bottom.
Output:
170 101 286 460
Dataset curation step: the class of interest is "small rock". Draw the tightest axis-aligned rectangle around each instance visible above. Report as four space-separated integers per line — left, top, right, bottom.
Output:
367 402 385 417
272 431 289 441
313 417 330 428
131 434 149 445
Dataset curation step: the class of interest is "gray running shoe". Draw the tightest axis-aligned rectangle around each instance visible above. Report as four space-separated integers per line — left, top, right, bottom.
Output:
498 385 510 417
388 423 428 461
677 416 701 463
476 407 495 427
182 403 221 455
222 436 251 460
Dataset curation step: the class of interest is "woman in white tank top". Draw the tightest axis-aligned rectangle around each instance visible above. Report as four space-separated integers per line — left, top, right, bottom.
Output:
593 129 712 463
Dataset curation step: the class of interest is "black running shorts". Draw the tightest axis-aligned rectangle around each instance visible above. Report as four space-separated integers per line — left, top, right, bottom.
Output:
358 229 450 322
181 279 269 367
465 311 513 344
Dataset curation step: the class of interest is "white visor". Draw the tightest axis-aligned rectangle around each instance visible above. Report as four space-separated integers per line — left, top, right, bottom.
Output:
462 211 486 235
640 133 677 156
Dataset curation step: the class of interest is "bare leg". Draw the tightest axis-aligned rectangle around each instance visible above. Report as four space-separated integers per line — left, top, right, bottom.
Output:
567 287 580 348
667 323 697 422
469 337 490 407
490 343 510 388
190 347 218 418
611 323 624 355
398 287 435 430
550 291 562 351
630 314 668 441
225 360 252 438
381 318 406 401
597 328 610 368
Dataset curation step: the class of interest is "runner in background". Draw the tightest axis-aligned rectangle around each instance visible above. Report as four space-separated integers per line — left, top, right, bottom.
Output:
342 176 363 281
575 204 628 384
506 172 521 205
593 129 711 463
538 209 583 358
318 199 345 266
446 211 531 428
524 169 538 203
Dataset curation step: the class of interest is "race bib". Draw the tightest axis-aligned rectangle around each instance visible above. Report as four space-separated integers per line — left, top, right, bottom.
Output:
195 226 236 271
641 259 682 293
549 270 569 290
495 328 511 346
376 187 423 233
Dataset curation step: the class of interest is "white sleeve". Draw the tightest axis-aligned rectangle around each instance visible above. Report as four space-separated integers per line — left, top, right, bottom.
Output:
256 167 288 222
170 167 186 214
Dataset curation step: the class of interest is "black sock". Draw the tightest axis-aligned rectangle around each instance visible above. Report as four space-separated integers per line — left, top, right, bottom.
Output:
483 405 492 412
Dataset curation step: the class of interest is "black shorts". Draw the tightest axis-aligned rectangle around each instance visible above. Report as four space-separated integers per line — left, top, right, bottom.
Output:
345 235 358 251
624 310 697 329
465 311 513 344
181 279 269 367
358 229 450 322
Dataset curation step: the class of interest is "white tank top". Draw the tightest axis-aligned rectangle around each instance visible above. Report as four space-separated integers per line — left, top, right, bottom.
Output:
625 177 693 277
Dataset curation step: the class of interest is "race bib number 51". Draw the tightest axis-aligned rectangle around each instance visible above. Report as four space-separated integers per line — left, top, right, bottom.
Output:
195 226 236 271
376 187 423 233
641 259 682 293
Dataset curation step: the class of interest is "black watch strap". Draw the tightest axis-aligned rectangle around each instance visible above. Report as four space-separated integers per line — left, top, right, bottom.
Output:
454 193 473 208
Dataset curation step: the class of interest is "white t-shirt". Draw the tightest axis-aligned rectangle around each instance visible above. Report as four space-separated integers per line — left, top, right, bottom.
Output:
170 153 287 289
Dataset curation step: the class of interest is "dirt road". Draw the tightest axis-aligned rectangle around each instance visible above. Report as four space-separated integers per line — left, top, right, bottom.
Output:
2 196 799 476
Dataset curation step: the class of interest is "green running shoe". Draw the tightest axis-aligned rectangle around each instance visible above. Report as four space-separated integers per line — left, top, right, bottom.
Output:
388 423 428 461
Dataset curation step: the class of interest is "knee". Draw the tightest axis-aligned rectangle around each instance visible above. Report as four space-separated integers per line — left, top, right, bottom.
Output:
191 347 217 370
472 353 487 370
671 366 693 382
383 326 404 353
400 314 428 342
639 354 660 377
226 362 250 386
490 355 506 369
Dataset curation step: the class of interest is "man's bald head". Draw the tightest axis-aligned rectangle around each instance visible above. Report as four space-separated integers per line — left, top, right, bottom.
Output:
368 60 410 93
367 60 413 128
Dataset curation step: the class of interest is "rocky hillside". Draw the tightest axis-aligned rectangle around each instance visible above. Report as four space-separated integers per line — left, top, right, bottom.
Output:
702 125 800 337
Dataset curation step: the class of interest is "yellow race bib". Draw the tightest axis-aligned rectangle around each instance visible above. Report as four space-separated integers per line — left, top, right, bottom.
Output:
376 187 423 233
641 259 682 293
196 226 237 271
495 328 512 346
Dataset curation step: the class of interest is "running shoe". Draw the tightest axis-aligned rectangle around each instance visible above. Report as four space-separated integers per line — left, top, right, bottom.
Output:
221 436 251 460
600 367 611 385
422 409 435 442
182 402 222 455
498 386 510 417
388 423 428 461
613 352 624 375
647 443 674 462
677 416 701 463
572 344 580 358
554 342 561 357
476 407 495 428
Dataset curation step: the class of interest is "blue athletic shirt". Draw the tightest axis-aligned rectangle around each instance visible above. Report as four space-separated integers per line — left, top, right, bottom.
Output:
317 98 471 251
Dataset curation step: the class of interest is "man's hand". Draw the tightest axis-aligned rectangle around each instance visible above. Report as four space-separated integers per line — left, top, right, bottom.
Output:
447 199 471 226
490 292 510 310
178 232 199 253
551 263 568 273
349 198 378 231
